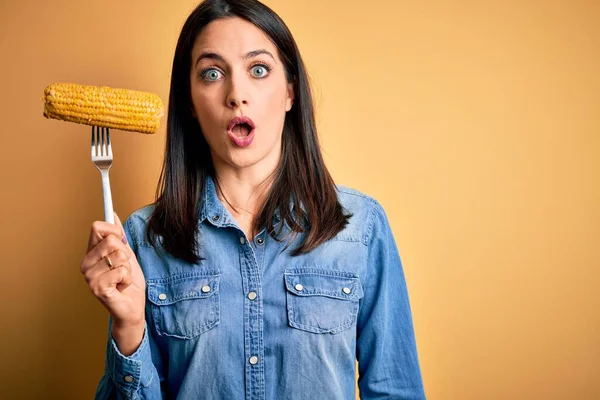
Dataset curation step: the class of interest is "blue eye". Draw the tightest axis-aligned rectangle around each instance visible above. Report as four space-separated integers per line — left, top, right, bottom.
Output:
251 65 269 78
202 69 222 82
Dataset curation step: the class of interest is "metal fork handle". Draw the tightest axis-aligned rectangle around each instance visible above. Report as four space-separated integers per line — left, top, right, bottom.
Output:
100 169 115 224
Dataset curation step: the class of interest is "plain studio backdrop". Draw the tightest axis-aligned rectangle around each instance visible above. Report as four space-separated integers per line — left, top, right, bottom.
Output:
0 0 598 398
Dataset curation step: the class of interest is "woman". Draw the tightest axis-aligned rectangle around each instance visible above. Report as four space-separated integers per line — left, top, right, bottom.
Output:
81 0 426 398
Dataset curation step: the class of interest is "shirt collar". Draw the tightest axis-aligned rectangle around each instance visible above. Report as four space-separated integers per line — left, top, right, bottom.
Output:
199 175 305 228
199 175 228 226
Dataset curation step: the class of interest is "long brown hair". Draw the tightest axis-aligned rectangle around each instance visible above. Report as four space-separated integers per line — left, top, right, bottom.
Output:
147 0 350 263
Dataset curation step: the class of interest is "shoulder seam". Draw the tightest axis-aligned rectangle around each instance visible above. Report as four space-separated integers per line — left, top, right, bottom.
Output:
362 197 380 246
125 205 155 249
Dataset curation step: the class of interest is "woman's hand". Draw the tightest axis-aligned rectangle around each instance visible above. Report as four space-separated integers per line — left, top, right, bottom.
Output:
80 213 146 354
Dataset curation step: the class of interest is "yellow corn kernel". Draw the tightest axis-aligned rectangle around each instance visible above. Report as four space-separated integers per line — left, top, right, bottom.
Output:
42 82 164 134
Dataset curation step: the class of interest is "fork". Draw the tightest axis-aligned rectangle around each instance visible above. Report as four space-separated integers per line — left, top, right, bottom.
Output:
91 126 115 224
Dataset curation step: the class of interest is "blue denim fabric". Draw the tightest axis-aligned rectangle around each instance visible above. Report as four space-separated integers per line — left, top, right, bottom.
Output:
95 177 426 399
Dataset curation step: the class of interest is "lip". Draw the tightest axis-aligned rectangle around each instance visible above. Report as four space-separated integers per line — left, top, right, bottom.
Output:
227 116 256 148
227 116 255 131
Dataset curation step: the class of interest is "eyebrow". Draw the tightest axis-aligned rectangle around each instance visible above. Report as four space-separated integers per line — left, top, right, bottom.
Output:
194 49 275 68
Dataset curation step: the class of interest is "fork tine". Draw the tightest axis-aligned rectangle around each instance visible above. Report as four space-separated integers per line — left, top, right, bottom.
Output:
103 127 108 157
106 128 112 157
96 125 101 156
91 126 96 157
100 127 106 157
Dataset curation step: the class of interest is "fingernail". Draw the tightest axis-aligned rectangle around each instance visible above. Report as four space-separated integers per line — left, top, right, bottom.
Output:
122 235 128 245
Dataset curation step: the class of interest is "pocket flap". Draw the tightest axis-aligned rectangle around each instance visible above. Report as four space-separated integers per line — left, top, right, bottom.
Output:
147 274 220 306
284 272 364 300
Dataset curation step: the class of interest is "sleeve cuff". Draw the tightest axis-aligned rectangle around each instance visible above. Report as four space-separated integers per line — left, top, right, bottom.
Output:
106 322 154 398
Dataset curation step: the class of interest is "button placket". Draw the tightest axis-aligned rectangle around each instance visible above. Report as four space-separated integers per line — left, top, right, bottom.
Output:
238 230 265 399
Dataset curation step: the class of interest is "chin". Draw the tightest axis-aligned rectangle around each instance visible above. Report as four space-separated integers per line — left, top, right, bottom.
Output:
226 151 265 169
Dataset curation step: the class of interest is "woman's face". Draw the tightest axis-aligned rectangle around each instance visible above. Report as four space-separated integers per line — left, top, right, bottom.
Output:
190 17 294 173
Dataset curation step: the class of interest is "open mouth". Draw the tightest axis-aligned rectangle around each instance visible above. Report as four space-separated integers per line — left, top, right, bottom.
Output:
227 116 256 147
227 116 255 136
231 122 253 137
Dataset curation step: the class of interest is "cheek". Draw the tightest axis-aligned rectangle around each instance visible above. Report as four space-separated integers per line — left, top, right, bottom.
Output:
265 84 289 109
191 90 209 114
257 87 289 131
192 93 220 129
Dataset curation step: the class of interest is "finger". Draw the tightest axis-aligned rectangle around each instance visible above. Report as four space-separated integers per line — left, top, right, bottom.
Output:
87 220 126 251
83 249 131 283
116 265 133 289
81 235 132 275
89 266 131 300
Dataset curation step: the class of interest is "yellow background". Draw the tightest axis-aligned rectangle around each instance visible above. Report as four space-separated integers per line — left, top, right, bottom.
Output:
1 0 598 398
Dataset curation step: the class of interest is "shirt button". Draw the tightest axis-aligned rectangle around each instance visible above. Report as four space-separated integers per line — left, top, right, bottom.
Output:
342 287 351 294
247 291 257 300
256 237 264 245
249 356 258 365
124 375 134 383
295 284 304 291
158 293 167 301
212 215 220 221
240 237 246 245
201 285 211 293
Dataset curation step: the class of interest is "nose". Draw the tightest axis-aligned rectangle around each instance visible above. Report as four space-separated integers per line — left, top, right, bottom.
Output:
225 72 249 108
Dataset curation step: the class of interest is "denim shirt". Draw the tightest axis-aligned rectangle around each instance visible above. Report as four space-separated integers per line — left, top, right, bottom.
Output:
95 177 426 400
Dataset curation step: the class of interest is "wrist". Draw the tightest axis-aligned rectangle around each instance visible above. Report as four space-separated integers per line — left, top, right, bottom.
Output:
112 318 145 332
111 320 145 356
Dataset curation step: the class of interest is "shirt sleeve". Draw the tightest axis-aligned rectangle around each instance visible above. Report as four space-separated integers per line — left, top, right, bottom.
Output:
94 216 166 400
94 319 164 400
356 200 426 399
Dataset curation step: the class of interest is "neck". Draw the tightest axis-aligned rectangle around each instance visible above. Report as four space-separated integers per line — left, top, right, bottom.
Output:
211 139 281 211
215 172 274 214
212 162 278 230
210 143 281 239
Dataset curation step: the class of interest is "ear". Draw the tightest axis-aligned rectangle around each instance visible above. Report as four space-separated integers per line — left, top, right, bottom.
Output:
285 81 295 112
191 106 197 119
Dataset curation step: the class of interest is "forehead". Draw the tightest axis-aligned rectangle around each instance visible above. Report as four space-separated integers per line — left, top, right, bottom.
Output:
192 17 278 60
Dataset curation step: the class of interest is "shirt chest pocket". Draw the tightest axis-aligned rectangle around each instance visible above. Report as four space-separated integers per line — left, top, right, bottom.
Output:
284 271 364 334
147 273 220 339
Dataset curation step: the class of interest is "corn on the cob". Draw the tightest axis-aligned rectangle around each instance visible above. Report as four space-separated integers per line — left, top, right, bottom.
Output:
43 82 164 134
